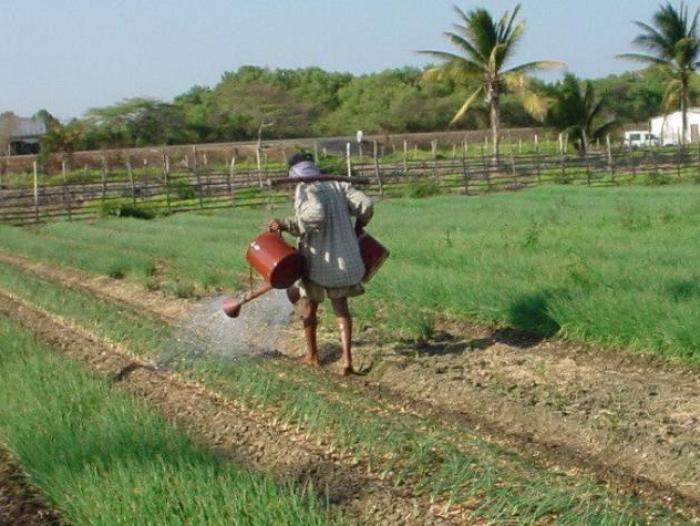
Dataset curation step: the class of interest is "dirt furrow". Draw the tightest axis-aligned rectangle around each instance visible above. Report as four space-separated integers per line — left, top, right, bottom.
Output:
0 290 452 525
0 447 64 526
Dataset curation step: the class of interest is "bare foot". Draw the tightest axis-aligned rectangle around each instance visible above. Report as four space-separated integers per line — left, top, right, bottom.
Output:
302 355 321 367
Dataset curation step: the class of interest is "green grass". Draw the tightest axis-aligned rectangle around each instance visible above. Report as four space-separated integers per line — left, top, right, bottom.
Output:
3 184 700 361
0 260 686 524
0 315 332 525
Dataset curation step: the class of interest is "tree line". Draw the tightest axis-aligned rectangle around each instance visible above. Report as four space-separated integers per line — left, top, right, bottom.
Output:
6 2 700 159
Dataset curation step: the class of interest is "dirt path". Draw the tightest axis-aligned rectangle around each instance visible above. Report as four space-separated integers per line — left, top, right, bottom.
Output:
2 252 700 519
0 447 64 526
0 290 454 525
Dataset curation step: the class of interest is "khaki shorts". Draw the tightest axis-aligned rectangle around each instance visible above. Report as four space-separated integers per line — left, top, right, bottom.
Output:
298 279 364 303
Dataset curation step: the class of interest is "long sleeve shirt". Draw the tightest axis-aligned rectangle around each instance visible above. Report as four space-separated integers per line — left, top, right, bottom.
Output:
280 180 374 288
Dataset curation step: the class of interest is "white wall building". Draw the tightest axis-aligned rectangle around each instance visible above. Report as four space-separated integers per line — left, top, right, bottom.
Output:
650 108 700 145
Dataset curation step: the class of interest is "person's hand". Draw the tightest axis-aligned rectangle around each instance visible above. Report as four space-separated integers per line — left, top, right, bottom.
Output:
354 220 366 236
267 219 284 232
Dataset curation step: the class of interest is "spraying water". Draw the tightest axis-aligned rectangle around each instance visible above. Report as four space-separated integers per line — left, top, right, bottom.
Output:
157 289 294 369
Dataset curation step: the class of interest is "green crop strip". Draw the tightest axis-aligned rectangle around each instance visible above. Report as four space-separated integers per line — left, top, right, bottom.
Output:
3 185 700 361
0 315 332 525
0 260 687 523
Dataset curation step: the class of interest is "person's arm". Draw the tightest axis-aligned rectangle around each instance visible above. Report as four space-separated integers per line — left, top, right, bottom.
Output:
344 184 374 232
270 184 325 237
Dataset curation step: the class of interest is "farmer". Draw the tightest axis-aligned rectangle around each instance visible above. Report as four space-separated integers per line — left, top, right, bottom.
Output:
267 152 373 376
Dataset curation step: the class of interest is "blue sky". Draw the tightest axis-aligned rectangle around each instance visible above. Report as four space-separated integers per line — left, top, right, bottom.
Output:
1 0 663 119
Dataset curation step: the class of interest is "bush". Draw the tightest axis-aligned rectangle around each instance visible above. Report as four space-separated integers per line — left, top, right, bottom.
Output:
168 179 196 200
643 171 672 186
100 199 155 220
553 171 573 185
404 180 442 198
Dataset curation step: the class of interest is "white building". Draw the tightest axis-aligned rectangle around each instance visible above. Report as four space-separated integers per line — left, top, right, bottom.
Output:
650 108 700 145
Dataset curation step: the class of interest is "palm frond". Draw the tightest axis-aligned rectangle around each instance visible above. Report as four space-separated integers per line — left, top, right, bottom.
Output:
617 52 669 66
449 87 483 126
504 60 564 74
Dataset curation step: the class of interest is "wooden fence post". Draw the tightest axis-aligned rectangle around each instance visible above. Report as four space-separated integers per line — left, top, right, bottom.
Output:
314 141 319 161
229 156 236 206
481 144 491 190
193 145 204 207
346 142 352 177
534 135 541 182
677 142 683 179
559 133 566 182
402 140 408 176
373 140 384 196
606 135 615 183
33 161 39 224
101 157 107 203
509 140 517 183
126 157 136 205
162 152 171 211
431 139 438 180
61 159 72 221
461 145 470 194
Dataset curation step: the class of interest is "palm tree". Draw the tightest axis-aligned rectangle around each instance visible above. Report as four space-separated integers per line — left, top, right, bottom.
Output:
619 1 700 146
418 4 562 160
551 75 618 155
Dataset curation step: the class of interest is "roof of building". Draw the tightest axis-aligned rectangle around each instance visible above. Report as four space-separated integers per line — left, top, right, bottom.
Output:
10 117 47 139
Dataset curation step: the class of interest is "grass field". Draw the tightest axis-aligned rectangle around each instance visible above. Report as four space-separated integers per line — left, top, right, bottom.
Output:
0 315 332 525
1 183 699 362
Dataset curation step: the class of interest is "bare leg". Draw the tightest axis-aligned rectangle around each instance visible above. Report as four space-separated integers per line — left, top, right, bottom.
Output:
331 297 353 375
298 297 320 367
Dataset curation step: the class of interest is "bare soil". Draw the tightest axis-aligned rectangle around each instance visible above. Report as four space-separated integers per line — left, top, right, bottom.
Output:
0 448 63 526
2 253 700 519
0 290 454 525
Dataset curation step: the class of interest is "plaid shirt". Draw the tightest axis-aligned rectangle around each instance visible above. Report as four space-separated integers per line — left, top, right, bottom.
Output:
281 181 373 288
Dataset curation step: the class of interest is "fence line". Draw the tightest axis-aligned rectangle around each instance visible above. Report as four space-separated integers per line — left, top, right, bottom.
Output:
1 145 698 226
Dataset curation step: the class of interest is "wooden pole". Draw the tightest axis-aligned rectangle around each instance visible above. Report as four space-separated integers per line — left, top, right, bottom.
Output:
62 159 72 221
33 161 39 224
482 144 491 190
509 140 517 183
534 135 541 182
314 141 319 161
461 144 470 195
229 156 236 206
431 139 438 180
677 141 683 179
373 140 384 196
402 140 408 176
346 142 352 177
162 152 171 211
127 157 136 205
101 157 107 203
606 135 615 182
559 134 566 182
193 145 204 207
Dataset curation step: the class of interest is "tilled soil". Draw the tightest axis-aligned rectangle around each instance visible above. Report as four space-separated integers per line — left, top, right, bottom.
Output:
3 253 700 519
289 323 700 515
0 448 63 526
0 291 451 525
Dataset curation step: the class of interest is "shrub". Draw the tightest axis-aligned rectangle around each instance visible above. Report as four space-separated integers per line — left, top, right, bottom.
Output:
643 171 672 186
404 180 442 198
168 179 196 200
100 199 155 220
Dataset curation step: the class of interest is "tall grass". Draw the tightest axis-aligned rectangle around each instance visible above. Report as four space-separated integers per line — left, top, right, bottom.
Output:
2 184 700 360
0 315 332 525
0 269 683 523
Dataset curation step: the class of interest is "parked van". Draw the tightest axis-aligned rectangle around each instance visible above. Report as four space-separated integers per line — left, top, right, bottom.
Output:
624 131 659 148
